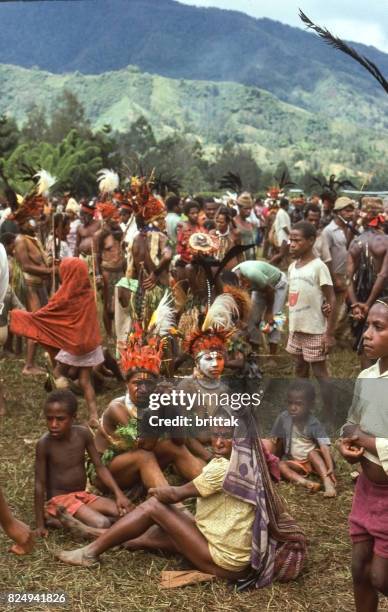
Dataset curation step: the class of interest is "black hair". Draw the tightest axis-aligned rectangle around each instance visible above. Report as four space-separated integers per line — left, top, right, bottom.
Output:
184 200 200 216
165 195 180 212
215 205 234 222
219 270 239 286
54 213 70 230
0 232 16 246
292 220 317 240
280 197 289 209
288 379 316 406
204 198 216 207
304 204 321 218
321 190 336 204
45 390 78 416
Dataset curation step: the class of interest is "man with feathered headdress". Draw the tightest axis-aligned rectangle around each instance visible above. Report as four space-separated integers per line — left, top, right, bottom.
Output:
125 175 171 332
13 170 56 375
93 170 125 336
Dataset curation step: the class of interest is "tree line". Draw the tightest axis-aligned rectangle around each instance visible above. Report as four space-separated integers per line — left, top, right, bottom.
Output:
0 90 386 198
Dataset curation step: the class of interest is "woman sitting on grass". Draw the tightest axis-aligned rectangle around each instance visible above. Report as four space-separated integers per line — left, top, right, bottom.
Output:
57 409 306 589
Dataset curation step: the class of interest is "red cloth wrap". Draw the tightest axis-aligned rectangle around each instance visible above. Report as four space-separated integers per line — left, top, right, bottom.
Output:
10 258 101 355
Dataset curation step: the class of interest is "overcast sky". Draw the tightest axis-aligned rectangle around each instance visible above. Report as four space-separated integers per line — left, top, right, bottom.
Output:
178 0 388 53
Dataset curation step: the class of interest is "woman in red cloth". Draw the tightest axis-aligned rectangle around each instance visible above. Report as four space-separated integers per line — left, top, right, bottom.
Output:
11 258 103 427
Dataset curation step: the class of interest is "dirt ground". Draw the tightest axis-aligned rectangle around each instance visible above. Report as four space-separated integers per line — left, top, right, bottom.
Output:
1 347 387 612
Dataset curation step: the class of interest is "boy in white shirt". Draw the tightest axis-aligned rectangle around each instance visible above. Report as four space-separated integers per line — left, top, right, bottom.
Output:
287 221 336 415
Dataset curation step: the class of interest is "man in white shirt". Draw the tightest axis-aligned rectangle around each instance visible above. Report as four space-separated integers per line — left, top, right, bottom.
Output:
270 198 291 267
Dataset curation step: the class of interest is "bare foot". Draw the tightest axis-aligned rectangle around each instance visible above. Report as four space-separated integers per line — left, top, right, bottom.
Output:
6 519 34 555
56 507 104 540
22 366 46 376
56 546 98 567
298 478 321 493
323 479 337 498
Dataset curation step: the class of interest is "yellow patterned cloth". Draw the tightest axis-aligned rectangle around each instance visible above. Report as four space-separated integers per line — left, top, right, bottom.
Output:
193 457 255 571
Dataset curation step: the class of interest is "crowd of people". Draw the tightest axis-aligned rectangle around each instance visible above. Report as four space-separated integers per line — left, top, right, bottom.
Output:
0 169 388 609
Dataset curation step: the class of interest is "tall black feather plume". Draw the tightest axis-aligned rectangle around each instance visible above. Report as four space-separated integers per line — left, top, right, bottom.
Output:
299 10 388 95
219 171 243 194
0 167 18 211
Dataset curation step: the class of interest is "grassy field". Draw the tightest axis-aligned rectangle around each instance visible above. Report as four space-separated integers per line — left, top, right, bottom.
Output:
1 347 387 612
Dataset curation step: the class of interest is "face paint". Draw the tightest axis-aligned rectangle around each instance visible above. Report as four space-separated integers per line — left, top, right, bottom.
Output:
197 351 225 379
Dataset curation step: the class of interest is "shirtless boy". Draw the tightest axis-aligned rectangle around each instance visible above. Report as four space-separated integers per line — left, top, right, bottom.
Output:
35 390 131 535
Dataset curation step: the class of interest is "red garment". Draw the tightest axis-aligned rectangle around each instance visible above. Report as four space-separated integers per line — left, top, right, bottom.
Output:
176 223 203 263
10 258 102 355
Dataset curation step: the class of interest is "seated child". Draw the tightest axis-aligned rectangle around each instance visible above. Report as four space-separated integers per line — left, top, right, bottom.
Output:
0 486 34 555
56 416 257 577
267 379 336 497
35 390 132 536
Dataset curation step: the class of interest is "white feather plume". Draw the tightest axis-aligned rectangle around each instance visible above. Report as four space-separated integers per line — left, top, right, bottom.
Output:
202 294 239 332
97 169 119 194
34 170 57 196
148 291 176 336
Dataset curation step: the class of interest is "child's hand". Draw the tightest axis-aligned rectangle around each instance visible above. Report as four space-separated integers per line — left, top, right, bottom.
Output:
337 437 364 463
115 493 133 516
149 486 179 504
34 527 48 538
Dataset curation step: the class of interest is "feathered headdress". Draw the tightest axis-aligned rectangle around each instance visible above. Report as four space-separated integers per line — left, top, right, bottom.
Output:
12 168 56 224
120 323 162 376
96 201 120 222
218 171 243 195
309 174 357 198
183 329 229 359
147 290 177 337
130 176 166 224
97 169 120 195
202 294 239 332
267 170 296 201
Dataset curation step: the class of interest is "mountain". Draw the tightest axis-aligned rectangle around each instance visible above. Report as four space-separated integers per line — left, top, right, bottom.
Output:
1 0 388 175
1 0 388 115
2 62 388 174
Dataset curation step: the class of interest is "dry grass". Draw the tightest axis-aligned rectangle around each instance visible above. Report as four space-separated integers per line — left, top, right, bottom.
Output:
1 347 388 612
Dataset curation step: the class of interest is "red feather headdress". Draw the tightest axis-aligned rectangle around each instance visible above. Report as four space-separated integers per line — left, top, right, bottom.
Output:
119 323 162 376
130 176 166 224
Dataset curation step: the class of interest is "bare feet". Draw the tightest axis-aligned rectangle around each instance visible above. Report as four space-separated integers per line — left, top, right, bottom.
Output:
56 546 98 567
6 519 34 555
22 366 46 376
323 478 337 498
56 507 104 540
298 478 321 493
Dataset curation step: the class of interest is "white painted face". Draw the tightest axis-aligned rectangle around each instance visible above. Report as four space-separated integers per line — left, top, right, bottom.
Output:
197 351 225 379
